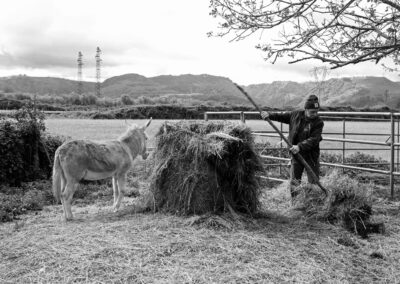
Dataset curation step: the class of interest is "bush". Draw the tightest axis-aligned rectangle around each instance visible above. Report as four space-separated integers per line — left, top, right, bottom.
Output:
0 121 25 186
345 152 389 170
121 94 134 105
0 187 48 222
13 101 45 131
0 103 64 186
41 133 66 163
137 96 155 105
96 97 117 107
37 94 55 104
0 193 24 222
21 180 54 204
81 94 98 105
0 99 24 110
90 112 116 119
21 189 45 211
69 93 82 105
13 93 32 101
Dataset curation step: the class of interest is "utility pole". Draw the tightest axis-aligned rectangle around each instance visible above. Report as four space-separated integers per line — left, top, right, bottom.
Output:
77 51 83 95
384 89 389 104
95 47 102 97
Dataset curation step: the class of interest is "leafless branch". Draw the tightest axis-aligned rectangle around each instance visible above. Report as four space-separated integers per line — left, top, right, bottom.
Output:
209 0 400 70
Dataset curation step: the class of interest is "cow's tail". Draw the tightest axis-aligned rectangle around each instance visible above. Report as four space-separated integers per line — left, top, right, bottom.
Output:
52 151 64 204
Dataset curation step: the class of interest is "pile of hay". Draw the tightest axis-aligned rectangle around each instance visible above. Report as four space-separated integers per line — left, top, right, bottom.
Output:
295 170 383 238
150 121 263 215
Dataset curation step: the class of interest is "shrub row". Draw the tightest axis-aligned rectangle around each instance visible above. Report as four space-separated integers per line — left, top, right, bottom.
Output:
88 104 279 120
0 105 65 187
0 121 64 186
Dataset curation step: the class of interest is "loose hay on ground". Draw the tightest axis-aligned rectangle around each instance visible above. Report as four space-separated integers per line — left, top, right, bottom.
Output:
150 121 263 215
1 202 400 283
294 170 384 237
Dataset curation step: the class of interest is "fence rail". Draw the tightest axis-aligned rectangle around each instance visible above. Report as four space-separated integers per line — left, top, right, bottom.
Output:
205 111 400 198
0 109 74 114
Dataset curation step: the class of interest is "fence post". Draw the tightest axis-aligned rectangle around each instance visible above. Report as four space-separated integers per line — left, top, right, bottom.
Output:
390 113 395 198
204 112 208 121
397 117 399 172
240 111 245 123
279 122 283 176
342 118 346 172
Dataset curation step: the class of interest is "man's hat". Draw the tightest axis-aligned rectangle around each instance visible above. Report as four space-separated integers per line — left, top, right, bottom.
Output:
304 94 320 109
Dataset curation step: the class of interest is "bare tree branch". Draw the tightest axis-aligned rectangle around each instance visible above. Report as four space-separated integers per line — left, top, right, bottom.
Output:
209 0 400 70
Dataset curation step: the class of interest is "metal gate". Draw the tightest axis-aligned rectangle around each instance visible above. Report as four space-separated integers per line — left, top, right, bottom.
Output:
205 111 400 198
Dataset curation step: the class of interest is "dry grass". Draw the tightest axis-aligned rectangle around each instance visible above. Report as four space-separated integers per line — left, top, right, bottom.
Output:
150 120 262 215
1 179 400 283
290 171 377 238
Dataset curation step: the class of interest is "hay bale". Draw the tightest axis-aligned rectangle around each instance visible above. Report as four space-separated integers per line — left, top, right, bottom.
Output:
150 120 263 215
294 170 378 238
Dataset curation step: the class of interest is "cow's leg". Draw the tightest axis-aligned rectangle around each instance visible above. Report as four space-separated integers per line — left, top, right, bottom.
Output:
114 174 127 210
112 176 120 211
62 181 78 221
60 175 67 219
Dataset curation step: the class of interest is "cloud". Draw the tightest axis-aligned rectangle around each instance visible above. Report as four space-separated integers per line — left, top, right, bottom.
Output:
0 0 209 73
0 0 398 85
0 50 16 66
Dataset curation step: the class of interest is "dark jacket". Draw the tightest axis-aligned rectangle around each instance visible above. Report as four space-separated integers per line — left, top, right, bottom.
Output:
269 110 324 163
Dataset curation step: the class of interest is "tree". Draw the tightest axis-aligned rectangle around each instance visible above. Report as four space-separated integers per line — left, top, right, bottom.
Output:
120 94 133 105
209 0 400 70
81 94 98 105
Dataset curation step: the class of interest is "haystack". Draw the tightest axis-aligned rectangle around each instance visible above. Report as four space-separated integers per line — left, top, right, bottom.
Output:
150 121 263 215
294 170 383 238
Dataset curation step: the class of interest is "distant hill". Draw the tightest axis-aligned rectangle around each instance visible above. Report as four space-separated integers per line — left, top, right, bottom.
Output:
246 76 400 109
0 74 249 104
1 74 400 109
0 75 94 95
101 73 248 103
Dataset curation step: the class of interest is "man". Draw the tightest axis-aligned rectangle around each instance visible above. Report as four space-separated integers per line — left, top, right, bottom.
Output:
261 94 324 198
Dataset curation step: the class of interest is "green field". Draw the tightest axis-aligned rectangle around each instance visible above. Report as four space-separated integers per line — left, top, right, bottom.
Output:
45 118 164 145
45 118 395 160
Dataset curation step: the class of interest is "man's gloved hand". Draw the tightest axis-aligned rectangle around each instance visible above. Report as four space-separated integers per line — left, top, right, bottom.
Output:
290 145 300 154
260 111 269 120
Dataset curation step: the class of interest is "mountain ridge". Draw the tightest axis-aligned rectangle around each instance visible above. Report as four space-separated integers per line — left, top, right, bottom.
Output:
1 73 400 108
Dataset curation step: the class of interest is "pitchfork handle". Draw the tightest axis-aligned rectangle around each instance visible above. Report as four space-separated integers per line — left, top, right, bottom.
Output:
235 83 327 195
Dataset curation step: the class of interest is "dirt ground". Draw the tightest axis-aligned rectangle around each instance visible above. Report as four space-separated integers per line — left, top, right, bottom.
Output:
1 184 400 284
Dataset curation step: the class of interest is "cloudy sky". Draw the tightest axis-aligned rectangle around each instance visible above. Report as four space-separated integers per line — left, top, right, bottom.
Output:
0 0 399 85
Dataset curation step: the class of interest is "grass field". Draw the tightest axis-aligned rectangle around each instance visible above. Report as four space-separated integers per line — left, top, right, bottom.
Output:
45 118 164 147
45 118 395 159
1 117 400 283
45 118 393 141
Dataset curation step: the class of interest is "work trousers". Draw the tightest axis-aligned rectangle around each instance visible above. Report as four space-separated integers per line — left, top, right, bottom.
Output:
289 157 320 198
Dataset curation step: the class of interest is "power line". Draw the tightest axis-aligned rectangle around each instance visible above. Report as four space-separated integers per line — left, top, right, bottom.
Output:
95 47 102 97
77 51 83 95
